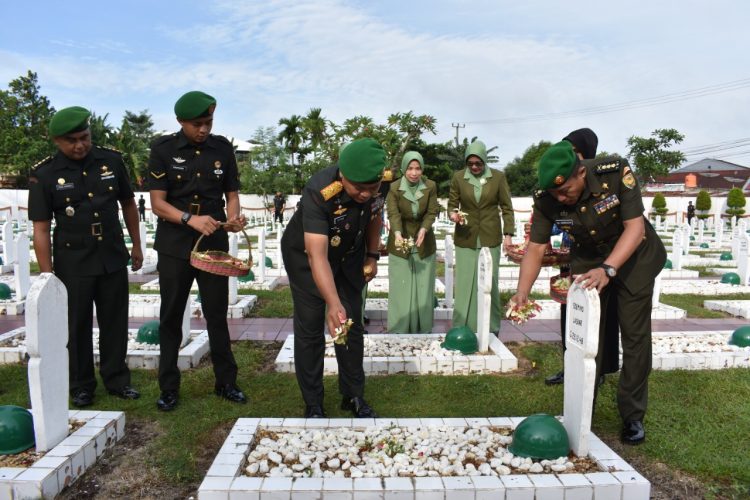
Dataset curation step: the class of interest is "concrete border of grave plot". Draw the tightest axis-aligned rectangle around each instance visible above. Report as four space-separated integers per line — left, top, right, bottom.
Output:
0 328 211 370
121 293 257 319
275 334 518 375
650 331 750 370
0 409 125 499
198 417 650 500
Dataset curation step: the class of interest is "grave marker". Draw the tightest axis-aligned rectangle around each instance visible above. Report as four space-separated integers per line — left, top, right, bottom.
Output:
26 273 69 451
444 236 454 309
2 220 15 265
181 288 191 348
229 234 238 305
715 214 724 246
475 247 492 353
671 233 683 270
259 228 266 282
13 233 30 299
697 219 704 243
563 281 601 456
738 233 750 286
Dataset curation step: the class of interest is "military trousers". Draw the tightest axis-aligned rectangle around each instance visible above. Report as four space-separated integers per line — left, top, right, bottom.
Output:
56 267 131 395
286 267 366 407
597 280 654 423
156 253 238 392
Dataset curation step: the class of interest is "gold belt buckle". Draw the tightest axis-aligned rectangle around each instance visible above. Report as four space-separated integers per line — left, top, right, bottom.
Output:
189 203 201 215
91 223 103 236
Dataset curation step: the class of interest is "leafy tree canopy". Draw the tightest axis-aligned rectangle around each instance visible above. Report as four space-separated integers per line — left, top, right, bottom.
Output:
626 128 685 183
503 140 552 196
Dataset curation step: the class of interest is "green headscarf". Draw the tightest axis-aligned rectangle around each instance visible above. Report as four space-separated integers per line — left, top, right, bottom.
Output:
464 140 488 165
399 151 426 218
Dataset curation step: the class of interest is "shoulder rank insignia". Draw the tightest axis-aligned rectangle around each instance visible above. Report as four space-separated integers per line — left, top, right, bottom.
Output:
533 189 548 199
150 171 166 179
31 156 52 172
594 159 622 174
382 169 394 182
98 145 122 154
320 180 343 201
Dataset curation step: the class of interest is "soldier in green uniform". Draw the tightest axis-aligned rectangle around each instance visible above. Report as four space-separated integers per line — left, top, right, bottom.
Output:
448 140 515 333
29 106 142 407
385 151 440 333
511 141 666 445
281 138 386 419
147 91 247 411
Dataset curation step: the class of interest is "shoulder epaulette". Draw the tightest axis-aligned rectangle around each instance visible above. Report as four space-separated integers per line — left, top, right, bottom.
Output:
211 134 232 145
382 169 394 182
593 157 623 175
97 145 122 155
152 134 176 146
30 156 53 173
320 181 343 201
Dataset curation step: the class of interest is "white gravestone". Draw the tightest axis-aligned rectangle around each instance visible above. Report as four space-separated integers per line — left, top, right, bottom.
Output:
697 219 704 243
732 225 741 260
563 282 601 457
181 287 192 348
228 234 238 305
475 247 492 353
715 214 723 246
671 233 683 271
652 269 663 307
259 228 266 282
26 273 69 451
139 221 147 259
276 226 283 271
731 215 736 232
13 233 31 299
675 209 682 226
2 220 15 265
738 233 750 286
681 224 690 255
444 236 454 309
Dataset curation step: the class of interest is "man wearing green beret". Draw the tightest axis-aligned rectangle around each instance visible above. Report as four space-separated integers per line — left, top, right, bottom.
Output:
147 91 247 411
28 106 143 407
281 138 385 418
510 140 666 445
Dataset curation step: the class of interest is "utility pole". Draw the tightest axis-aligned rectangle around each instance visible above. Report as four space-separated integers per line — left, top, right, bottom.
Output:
451 123 465 147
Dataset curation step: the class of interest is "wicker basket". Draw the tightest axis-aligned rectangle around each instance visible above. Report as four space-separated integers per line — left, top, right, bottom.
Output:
506 243 571 266
190 223 253 277
549 273 571 304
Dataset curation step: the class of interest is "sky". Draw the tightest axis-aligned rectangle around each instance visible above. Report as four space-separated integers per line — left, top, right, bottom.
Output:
2 0 750 167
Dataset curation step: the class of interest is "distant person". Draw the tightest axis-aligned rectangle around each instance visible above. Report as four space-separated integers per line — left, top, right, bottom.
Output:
138 194 147 221
448 140 515 334
686 200 695 226
273 191 286 224
28 106 142 407
385 151 439 333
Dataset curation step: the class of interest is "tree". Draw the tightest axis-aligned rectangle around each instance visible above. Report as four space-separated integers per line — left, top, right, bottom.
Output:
726 187 746 217
243 126 294 197
277 115 304 167
695 190 711 219
626 128 685 183
651 193 668 216
0 71 56 181
503 141 552 196
114 110 155 186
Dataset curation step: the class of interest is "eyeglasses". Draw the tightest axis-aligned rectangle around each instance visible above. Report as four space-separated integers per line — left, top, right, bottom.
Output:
466 161 484 167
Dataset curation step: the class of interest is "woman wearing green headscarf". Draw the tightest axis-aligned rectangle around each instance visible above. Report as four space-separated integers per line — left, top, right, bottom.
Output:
448 140 515 333
385 151 440 332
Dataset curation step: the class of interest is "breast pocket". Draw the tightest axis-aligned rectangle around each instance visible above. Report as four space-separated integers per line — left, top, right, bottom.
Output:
97 175 119 196
52 186 80 211
168 166 188 184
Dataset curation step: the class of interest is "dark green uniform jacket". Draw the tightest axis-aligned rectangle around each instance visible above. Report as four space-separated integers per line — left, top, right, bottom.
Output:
28 146 132 275
447 167 515 248
147 131 240 259
530 156 666 293
385 176 439 259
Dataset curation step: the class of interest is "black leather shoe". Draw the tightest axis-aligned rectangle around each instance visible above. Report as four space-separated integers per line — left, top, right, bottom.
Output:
545 371 564 385
363 315 370 325
621 420 645 445
72 389 94 408
156 391 178 411
304 405 328 418
341 396 378 418
215 384 248 404
108 386 140 400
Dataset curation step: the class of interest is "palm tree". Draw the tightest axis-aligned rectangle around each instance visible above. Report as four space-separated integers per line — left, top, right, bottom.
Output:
277 115 304 167
302 108 328 155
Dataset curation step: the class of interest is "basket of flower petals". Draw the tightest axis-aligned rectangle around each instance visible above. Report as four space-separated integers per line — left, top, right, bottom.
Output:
505 299 542 325
190 223 253 277
549 274 571 304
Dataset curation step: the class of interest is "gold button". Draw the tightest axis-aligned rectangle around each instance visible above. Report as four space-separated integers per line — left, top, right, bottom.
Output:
580 206 587 213
590 229 597 236
193 195 199 200
612 213 618 219
98 236 103 241
197 173 201 178
88 192 93 198
177 175 182 180
83 172 88 176
195 150 201 155
65 197 70 202
108 186 113 191
94 212 99 217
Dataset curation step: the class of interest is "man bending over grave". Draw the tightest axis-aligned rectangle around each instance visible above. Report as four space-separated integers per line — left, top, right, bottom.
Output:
510 141 666 445
28 106 143 407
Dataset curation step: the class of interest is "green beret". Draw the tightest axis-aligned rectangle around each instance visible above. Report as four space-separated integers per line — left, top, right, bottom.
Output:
400 151 424 174
538 141 579 190
48 106 91 137
174 91 216 120
464 140 488 165
339 138 387 183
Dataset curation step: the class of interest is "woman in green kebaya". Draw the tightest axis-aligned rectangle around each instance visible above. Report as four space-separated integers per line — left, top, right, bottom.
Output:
448 140 515 333
385 151 440 332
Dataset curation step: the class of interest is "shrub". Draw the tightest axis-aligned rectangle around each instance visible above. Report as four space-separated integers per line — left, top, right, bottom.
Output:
652 193 668 215
696 190 711 219
726 187 746 216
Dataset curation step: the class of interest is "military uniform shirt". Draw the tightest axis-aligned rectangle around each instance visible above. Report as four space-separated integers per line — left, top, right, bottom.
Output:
530 156 665 294
28 146 133 276
283 165 383 289
147 131 240 259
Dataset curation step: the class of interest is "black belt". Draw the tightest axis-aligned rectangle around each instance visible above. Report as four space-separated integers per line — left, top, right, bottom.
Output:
55 221 119 236
170 199 224 216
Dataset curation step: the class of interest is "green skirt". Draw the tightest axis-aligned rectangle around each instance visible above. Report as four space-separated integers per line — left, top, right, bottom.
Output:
452 246 501 333
387 252 436 333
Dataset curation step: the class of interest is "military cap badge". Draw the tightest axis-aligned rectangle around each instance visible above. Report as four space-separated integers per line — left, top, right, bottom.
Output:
554 175 565 185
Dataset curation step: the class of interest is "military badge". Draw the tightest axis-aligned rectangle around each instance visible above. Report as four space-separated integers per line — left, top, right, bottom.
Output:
601 182 609 190
554 175 565 185
172 157 186 163
382 169 394 182
214 169 223 175
57 178 65 185
100 165 112 175
65 206 75 217
593 194 620 214
320 181 343 201
622 167 636 189
555 219 573 232
214 161 221 168
331 235 341 247
333 207 348 215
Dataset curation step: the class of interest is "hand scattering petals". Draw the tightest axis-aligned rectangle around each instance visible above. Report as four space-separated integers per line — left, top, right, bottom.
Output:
505 300 542 325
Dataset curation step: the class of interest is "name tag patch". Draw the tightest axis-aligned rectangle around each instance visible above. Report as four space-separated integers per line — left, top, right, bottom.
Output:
593 194 620 215
55 183 74 191
554 219 573 232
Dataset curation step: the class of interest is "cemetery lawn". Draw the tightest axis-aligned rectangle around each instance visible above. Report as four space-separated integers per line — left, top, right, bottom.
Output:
1 343 748 499
660 293 750 318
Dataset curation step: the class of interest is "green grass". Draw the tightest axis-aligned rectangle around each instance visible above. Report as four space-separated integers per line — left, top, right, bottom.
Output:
246 287 294 317
1 342 748 496
660 293 750 318
684 265 721 277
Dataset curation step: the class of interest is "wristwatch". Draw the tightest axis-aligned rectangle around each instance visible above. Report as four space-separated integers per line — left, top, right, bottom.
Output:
180 212 192 225
366 252 380 261
599 263 617 277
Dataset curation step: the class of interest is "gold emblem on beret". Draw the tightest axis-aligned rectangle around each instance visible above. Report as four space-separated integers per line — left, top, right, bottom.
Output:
57 178 65 185
554 175 565 185
382 169 393 182
331 235 341 247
